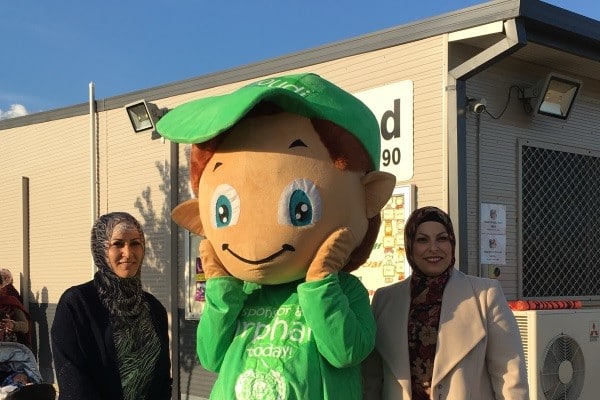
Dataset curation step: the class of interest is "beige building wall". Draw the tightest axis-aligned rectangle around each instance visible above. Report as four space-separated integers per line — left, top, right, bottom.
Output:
0 115 92 306
0 112 173 304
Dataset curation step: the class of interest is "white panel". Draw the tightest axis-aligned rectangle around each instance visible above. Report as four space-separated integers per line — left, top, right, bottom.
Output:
448 21 505 41
513 309 600 400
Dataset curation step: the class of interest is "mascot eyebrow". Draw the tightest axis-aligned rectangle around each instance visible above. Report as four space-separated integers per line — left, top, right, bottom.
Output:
289 139 307 148
212 162 223 172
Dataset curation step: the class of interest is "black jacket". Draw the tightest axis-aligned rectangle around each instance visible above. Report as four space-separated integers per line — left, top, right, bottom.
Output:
51 281 172 400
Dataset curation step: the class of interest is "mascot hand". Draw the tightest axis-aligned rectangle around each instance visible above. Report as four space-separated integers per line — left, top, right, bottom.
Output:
306 227 358 281
200 239 231 279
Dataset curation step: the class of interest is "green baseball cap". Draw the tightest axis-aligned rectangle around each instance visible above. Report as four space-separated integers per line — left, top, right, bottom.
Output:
156 72 381 169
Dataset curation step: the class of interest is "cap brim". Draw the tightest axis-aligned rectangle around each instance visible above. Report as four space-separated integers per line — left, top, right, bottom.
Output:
156 73 381 168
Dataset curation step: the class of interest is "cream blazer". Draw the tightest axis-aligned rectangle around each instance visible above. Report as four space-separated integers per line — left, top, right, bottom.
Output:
362 270 529 400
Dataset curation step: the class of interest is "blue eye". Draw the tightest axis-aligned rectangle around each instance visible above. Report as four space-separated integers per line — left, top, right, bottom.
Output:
289 190 312 226
210 184 240 228
279 179 321 227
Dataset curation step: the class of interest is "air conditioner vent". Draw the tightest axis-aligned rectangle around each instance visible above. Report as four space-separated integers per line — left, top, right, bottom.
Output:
540 334 584 400
512 309 600 399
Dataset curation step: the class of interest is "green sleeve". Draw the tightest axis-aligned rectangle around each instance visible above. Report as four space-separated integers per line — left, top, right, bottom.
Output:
196 277 246 372
298 273 375 368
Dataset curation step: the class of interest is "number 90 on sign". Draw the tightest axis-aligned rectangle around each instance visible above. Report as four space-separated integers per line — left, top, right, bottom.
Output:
382 147 401 166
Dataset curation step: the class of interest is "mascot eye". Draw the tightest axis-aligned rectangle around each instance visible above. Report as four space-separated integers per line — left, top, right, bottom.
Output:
210 184 240 228
278 179 321 227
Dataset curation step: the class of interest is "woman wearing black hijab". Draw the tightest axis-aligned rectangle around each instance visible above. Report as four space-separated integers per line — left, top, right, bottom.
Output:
51 212 172 400
362 206 528 400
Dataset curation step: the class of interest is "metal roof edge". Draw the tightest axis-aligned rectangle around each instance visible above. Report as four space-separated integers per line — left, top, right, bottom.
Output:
520 0 600 41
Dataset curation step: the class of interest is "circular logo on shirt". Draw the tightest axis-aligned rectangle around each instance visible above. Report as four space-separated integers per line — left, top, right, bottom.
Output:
235 369 287 400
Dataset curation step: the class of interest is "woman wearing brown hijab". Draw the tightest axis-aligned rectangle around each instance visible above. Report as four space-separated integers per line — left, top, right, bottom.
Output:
362 206 528 399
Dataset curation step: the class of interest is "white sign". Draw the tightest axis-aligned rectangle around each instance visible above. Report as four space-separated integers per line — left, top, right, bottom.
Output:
480 233 506 265
480 203 506 234
355 81 414 181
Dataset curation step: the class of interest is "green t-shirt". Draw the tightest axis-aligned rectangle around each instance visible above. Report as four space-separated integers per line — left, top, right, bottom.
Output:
197 272 375 400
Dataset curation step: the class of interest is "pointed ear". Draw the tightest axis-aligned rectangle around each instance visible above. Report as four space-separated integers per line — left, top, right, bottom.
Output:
171 199 205 236
361 171 396 218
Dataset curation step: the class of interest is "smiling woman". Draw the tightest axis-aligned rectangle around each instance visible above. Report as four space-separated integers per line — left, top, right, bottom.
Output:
363 206 529 400
107 221 145 279
51 212 172 400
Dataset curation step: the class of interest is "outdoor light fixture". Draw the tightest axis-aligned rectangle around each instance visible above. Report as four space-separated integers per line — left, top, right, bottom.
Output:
468 98 487 114
535 73 581 120
125 100 167 136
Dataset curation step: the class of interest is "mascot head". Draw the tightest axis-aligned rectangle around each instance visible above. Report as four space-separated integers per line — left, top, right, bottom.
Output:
157 73 395 284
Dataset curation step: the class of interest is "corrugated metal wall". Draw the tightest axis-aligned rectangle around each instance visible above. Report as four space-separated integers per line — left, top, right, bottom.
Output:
464 54 600 299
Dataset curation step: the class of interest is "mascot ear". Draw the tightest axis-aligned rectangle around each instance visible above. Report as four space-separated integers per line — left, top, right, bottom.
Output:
362 171 397 218
171 199 205 236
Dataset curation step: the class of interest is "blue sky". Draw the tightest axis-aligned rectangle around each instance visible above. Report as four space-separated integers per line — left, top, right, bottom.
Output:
1 0 598 120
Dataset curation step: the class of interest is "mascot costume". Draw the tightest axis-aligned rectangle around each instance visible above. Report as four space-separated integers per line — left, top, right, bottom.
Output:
157 73 395 399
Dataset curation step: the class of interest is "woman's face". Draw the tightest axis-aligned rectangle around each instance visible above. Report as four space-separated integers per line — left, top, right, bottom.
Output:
411 221 453 277
107 222 144 278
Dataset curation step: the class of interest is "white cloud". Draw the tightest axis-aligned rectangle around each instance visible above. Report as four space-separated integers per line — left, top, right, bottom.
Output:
0 104 28 120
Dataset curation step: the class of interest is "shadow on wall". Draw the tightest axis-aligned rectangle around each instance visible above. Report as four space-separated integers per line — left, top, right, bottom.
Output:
28 286 55 383
179 315 217 398
133 160 189 296
135 149 217 398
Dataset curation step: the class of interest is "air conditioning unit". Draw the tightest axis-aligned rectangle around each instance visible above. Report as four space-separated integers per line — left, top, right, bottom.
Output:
513 309 600 400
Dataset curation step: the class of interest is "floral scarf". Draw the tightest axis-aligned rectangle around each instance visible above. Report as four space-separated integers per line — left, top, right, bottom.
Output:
91 212 160 400
404 206 455 399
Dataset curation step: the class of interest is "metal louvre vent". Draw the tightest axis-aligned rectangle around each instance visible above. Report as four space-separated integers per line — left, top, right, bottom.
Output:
521 144 600 298
514 315 529 367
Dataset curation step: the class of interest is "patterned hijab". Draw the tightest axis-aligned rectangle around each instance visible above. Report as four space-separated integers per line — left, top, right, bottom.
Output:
404 206 455 399
91 212 160 400
404 206 456 274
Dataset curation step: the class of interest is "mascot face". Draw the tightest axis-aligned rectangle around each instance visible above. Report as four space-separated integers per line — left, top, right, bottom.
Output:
161 73 397 286
198 112 368 284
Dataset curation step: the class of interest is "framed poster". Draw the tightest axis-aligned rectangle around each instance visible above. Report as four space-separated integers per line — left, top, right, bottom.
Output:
184 231 205 320
352 185 415 297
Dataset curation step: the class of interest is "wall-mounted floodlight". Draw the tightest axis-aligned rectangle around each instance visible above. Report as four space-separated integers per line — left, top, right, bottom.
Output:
535 73 581 120
125 100 167 138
